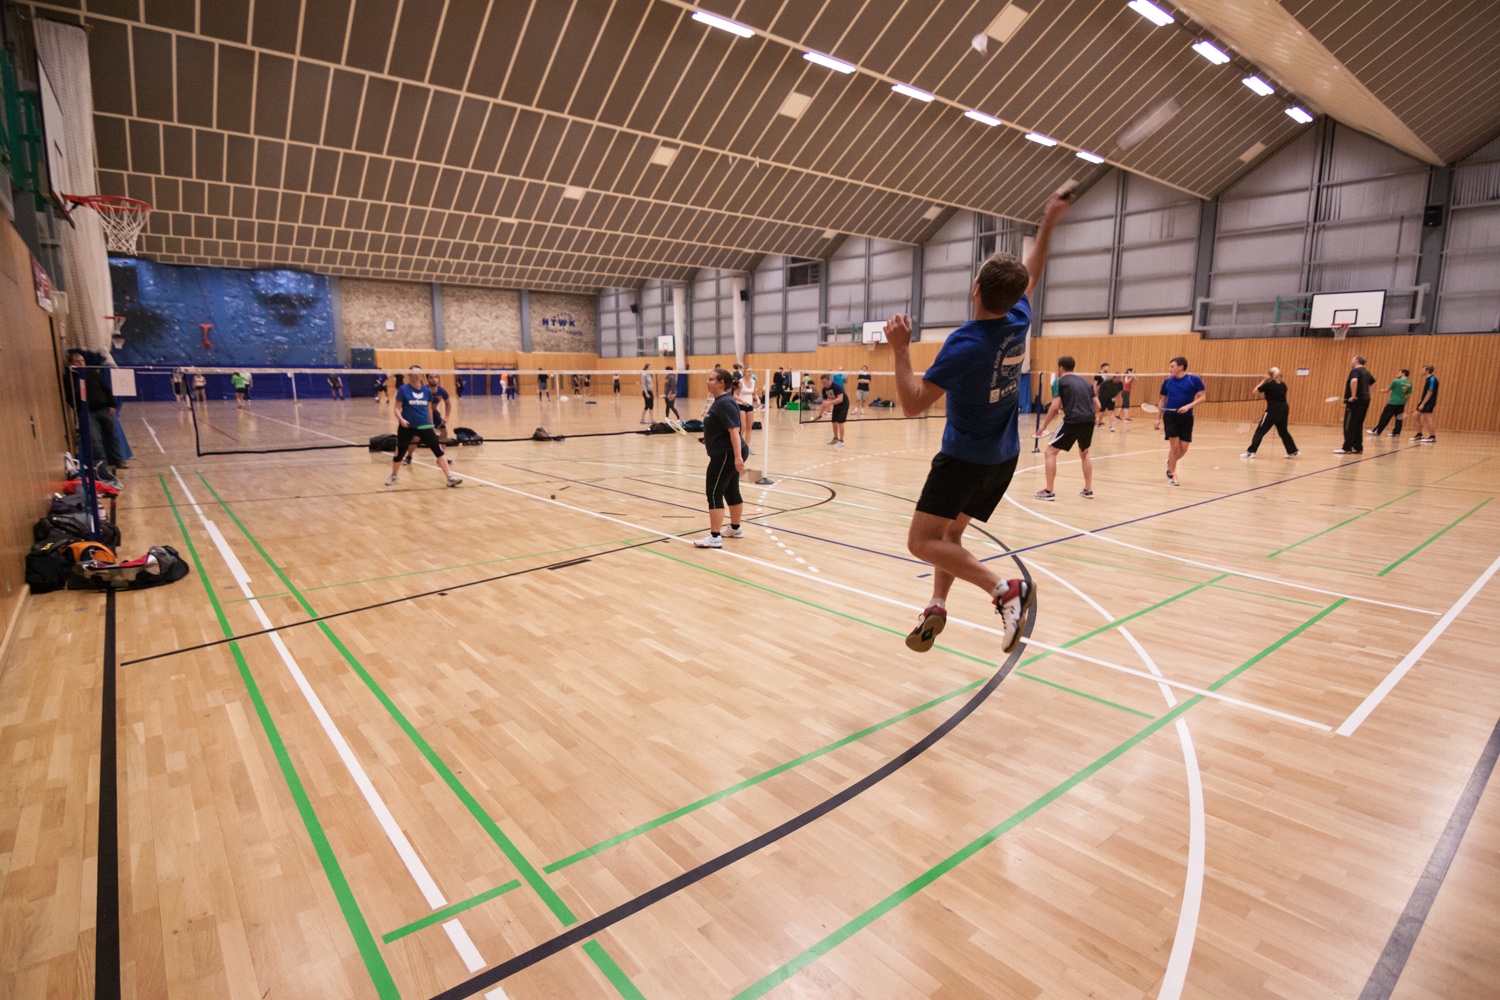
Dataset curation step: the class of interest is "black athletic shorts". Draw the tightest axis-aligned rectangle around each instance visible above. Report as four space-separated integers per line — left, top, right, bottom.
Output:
705 452 743 510
396 424 444 457
737 403 753 413
1417 400 1436 413
1101 397 1117 411
915 453 1019 523
1162 411 1194 442
1050 421 1095 452
642 392 655 410
831 404 849 424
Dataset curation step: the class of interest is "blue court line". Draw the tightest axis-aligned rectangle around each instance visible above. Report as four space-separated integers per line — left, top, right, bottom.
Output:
918 446 1416 577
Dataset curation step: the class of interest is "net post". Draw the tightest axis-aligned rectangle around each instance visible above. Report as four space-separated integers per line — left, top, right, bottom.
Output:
755 367 774 485
71 367 103 543
291 371 298 405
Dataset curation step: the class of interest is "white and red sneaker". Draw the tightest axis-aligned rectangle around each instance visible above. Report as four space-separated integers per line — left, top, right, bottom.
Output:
992 579 1036 653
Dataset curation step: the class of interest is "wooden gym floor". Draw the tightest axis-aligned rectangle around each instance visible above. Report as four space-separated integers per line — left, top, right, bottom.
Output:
2 392 1498 1000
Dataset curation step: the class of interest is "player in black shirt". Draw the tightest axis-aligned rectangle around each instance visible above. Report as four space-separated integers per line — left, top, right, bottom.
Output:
1335 355 1376 454
1242 367 1299 458
693 368 746 548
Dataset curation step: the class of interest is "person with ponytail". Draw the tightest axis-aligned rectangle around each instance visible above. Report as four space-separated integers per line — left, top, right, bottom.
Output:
1242 366 1299 458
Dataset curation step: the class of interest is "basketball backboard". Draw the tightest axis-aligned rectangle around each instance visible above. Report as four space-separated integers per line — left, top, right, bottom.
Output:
1309 290 1386 329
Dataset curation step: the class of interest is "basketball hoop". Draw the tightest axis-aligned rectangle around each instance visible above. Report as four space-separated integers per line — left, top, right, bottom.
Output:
106 315 126 350
64 195 152 253
1332 323 1350 341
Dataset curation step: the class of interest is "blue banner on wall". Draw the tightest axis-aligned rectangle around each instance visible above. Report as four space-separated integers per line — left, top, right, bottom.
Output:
108 257 337 369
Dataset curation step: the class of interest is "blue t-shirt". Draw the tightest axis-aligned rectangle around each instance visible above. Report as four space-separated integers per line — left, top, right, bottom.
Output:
1160 373 1206 412
921 297 1032 464
397 384 433 427
374 374 387 387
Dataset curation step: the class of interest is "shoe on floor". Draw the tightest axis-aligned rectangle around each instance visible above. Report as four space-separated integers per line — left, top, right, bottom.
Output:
384 474 399 486
1241 452 1255 458
1033 489 1056 501
402 454 413 465
1333 449 1351 454
992 579 1036 654
1421 436 1436 443
1288 451 1300 457
1166 471 1180 486
721 526 744 538
692 534 722 548
905 604 948 653
446 474 462 488
1078 489 1094 499
1366 429 1378 435
833 441 844 448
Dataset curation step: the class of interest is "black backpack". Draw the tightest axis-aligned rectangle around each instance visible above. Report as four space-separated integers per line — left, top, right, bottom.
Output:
369 433 397 452
25 538 74 593
453 427 483 445
682 419 704 432
35 512 121 548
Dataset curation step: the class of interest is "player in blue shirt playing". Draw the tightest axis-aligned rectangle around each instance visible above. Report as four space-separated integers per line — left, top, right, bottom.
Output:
1155 357 1207 486
886 188 1074 656
385 366 462 488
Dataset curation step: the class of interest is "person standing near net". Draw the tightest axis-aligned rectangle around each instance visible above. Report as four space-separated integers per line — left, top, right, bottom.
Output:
191 371 207 403
734 363 758 454
1154 357 1205 486
1334 354 1375 455
64 350 125 470
537 370 551 401
171 367 188 408
639 364 655 423
1369 369 1411 438
1120 368 1135 421
1414 365 1438 443
1242 367 1298 458
373 372 389 404
385 367 461 488
405 373 453 466
856 365 872 415
818 374 849 447
232 370 249 409
327 372 344 400
888 189 1073 656
663 365 681 419
693 368 746 548
1033 355 1098 499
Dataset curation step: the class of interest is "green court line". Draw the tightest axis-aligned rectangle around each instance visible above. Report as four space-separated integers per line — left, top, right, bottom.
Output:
730 598 1346 999
160 476 400 999
1209 582 1328 608
382 880 521 943
1433 457 1492 483
1267 489 1421 558
195 475 650 993
1015 674 1155 718
582 940 650 1000
1378 497 1493 577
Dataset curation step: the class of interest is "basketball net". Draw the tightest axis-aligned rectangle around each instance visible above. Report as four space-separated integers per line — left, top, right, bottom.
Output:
66 195 151 254
1332 323 1350 341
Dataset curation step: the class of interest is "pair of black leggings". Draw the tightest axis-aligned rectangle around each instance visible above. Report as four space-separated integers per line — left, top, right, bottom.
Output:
1372 403 1405 436
1247 407 1297 455
705 452 743 509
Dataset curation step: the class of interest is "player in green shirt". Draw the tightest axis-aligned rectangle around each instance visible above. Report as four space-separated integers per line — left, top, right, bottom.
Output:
1369 368 1411 437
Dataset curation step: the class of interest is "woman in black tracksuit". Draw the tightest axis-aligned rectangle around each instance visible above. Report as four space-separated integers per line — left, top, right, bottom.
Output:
1243 367 1299 457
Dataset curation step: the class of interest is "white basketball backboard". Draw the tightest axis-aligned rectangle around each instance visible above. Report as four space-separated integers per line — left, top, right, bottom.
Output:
1309 290 1386 328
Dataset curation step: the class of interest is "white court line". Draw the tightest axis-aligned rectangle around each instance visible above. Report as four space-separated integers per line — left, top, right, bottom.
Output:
1028 559 1204 999
140 418 166 453
1337 552 1500 736
432 462 1326 730
1005 496 1439 617
169 467 509 999
240 409 363 445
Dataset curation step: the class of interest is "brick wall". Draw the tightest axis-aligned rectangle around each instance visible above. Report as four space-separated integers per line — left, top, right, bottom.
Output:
444 286 521 350
530 292 598 352
341 278 434 349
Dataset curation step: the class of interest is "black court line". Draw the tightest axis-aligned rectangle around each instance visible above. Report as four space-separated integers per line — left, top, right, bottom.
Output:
126 477 838 666
427 557 1038 1000
120 536 671 666
1358 716 1500 1000
95 589 121 1000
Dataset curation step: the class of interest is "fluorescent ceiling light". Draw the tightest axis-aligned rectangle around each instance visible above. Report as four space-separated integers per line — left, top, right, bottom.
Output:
691 10 754 38
892 83 935 103
561 185 585 200
803 51 855 74
1076 150 1105 164
648 145 679 167
964 110 1003 126
1241 75 1275 96
1192 40 1229 65
1126 0 1174 27
1285 106 1314 124
1024 132 1057 146
777 92 813 119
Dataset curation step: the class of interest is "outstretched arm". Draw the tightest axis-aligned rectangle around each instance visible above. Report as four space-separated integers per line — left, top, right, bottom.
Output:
1024 188 1077 297
885 314 946 417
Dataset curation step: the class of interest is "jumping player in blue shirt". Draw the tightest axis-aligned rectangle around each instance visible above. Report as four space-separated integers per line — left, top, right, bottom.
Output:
886 189 1074 656
385 366 462 488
